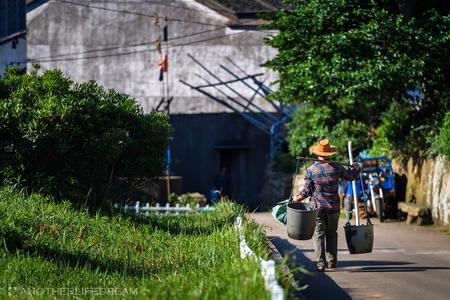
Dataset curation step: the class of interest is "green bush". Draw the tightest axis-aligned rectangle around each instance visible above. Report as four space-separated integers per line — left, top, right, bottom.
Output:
329 119 369 161
263 1 450 158
0 67 172 208
287 104 332 157
272 148 296 173
287 104 368 161
368 126 391 156
431 113 450 159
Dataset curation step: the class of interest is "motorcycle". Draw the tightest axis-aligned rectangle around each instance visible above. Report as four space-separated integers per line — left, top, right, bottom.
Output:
363 172 385 222
359 156 396 222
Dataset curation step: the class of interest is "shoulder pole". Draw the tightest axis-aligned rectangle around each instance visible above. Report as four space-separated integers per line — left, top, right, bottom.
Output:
296 156 352 167
347 141 360 226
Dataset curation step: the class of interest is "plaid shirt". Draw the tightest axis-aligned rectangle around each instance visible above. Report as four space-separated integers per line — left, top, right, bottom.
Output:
299 162 358 213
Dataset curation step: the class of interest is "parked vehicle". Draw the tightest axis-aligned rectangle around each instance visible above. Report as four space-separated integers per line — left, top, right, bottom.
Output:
342 155 396 222
358 155 396 222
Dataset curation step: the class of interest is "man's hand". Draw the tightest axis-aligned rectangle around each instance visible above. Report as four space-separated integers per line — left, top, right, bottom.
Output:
293 193 301 203
293 193 307 203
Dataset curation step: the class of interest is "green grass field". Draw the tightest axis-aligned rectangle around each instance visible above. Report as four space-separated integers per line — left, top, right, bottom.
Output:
0 187 274 299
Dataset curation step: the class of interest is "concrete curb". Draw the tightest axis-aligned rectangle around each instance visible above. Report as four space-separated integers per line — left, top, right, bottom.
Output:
235 217 284 300
265 233 306 300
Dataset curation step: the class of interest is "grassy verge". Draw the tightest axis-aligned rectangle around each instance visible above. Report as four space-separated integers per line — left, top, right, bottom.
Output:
0 187 273 299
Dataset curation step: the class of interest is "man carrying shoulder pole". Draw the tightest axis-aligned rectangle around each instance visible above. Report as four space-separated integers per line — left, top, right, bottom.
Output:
293 139 360 272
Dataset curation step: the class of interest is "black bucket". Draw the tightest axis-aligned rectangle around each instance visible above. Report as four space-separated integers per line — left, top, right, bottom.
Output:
344 223 374 254
286 202 318 240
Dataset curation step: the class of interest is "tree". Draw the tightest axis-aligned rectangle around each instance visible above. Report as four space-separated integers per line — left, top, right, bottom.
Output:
263 0 449 158
0 67 172 208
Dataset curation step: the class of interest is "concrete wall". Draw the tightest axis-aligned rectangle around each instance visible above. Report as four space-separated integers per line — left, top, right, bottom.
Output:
0 36 26 75
170 113 271 209
393 156 450 226
26 0 279 114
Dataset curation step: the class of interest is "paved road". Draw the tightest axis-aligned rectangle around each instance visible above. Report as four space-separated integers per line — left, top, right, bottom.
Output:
252 213 450 300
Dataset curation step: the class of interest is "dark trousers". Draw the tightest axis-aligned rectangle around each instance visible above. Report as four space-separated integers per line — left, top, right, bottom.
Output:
313 212 339 267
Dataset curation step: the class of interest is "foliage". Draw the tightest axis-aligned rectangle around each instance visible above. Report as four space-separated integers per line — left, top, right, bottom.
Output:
0 186 276 299
368 126 391 156
0 67 172 208
287 105 332 157
431 113 450 159
272 148 296 173
287 104 368 160
263 0 450 158
329 119 369 161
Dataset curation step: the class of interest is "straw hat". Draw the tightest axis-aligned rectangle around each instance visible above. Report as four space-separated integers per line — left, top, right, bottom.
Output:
309 139 336 157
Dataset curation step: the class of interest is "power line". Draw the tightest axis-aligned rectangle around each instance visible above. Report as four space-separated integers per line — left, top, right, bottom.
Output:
25 21 271 63
52 0 227 27
26 25 241 61
24 1 272 62
24 30 249 63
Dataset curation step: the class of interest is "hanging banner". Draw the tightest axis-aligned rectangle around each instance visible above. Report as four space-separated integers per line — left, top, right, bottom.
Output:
155 36 161 54
163 16 168 41
159 55 168 72
159 55 168 81
154 13 160 27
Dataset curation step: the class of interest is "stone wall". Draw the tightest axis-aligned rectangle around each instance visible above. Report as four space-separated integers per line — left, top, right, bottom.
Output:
392 156 450 226
260 165 306 211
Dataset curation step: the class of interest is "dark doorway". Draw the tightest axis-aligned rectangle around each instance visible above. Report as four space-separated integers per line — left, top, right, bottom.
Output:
216 147 248 203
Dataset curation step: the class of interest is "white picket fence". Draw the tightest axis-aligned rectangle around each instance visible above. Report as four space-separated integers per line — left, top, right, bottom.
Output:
114 201 214 216
235 217 284 300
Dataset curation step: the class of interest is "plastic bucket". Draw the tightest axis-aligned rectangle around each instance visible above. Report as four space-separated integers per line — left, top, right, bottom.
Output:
344 223 374 254
286 202 318 240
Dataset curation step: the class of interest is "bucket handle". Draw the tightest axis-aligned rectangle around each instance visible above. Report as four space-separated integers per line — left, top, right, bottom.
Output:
288 159 302 204
360 171 372 225
288 159 314 206
289 158 319 212
345 170 372 226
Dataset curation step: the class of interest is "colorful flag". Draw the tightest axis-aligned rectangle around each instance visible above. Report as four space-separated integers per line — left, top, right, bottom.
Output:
159 55 168 72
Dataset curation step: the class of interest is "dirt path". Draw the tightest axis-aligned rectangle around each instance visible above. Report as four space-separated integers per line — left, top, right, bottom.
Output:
252 213 450 300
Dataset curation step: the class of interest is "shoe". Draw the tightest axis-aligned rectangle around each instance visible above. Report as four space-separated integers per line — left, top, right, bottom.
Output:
317 265 325 272
328 262 336 269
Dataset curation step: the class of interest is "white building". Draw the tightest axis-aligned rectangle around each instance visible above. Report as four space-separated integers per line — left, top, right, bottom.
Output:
26 0 286 207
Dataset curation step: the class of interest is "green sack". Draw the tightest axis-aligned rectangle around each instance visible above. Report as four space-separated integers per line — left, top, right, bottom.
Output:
272 199 289 225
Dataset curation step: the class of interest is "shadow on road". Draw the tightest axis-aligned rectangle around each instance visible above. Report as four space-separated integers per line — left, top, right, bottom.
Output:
269 236 352 300
337 259 450 272
269 236 450 299
346 266 450 273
